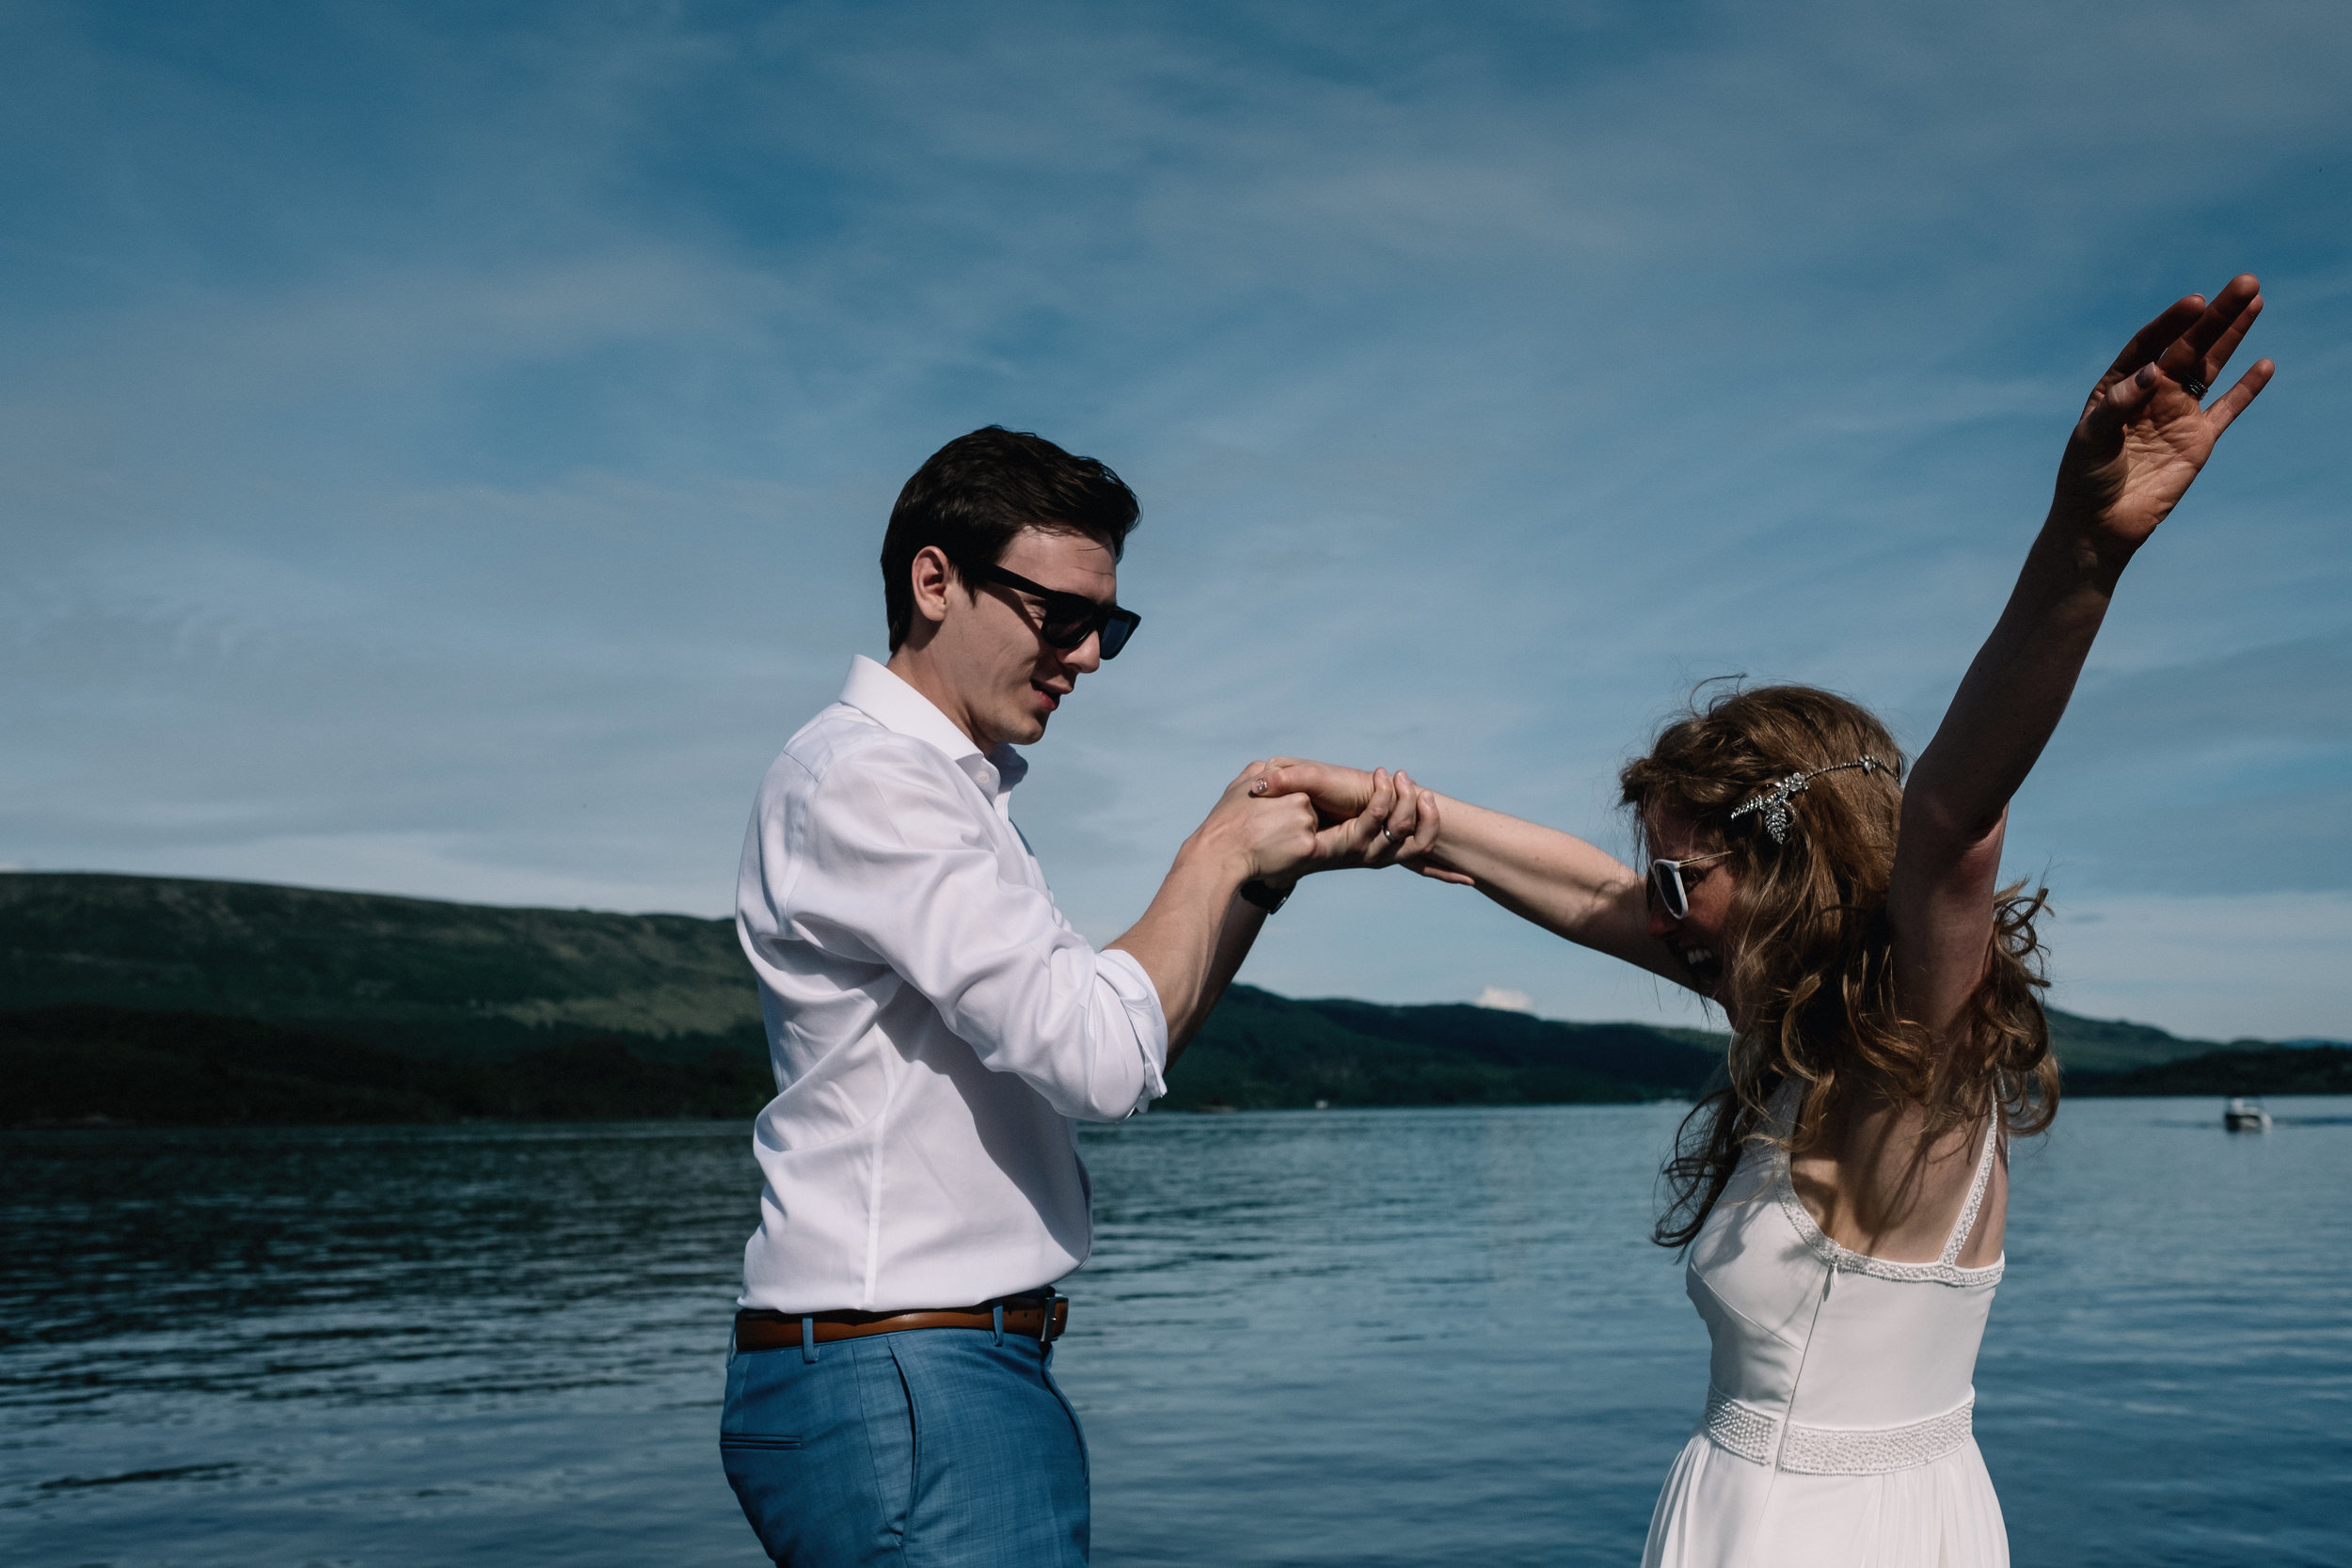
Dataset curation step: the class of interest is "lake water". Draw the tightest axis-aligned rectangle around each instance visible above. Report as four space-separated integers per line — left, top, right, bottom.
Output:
4 1099 2347 1566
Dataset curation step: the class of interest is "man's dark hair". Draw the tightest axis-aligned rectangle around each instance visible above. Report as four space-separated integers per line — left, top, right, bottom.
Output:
881 427 1140 651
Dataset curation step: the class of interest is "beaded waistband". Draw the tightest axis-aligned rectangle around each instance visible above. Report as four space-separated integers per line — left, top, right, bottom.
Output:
1702 1386 1974 1476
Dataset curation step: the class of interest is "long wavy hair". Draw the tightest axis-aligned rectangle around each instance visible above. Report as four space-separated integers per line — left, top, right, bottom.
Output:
1623 684 2058 1249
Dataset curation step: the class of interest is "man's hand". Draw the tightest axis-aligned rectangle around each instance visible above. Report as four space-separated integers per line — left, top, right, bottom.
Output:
1257 758 1467 884
2053 274 2273 565
1186 763 1322 886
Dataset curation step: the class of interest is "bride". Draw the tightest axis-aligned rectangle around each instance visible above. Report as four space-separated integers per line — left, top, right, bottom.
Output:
1262 277 2271 1563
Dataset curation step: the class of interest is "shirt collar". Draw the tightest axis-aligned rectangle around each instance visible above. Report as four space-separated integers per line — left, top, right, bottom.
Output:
838 656 1029 802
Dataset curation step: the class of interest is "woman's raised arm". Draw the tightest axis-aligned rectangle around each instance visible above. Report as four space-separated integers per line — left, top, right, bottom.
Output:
1891 277 2275 1037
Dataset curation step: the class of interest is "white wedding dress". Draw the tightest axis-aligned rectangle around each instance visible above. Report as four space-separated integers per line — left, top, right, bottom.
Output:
1641 1092 2010 1567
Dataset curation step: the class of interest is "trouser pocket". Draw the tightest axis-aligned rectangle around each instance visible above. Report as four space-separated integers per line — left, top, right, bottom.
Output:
886 1332 1090 1567
721 1340 912 1567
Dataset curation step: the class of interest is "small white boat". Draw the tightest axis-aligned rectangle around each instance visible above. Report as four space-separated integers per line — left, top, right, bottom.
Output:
2223 1097 2273 1132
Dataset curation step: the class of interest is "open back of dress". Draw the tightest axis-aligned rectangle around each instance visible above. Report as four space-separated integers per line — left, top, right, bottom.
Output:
1641 1092 2010 1567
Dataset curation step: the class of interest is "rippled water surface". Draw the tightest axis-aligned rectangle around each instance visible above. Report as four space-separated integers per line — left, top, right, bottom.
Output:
5 1099 2347 1566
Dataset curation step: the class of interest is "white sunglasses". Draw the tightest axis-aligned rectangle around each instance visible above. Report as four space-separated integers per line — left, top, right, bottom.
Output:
1645 850 1734 922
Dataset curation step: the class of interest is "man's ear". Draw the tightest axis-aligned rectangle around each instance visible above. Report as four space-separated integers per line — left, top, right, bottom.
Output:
907 546 963 631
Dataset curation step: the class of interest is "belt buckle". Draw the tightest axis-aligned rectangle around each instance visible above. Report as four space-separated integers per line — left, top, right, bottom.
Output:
1034 1288 1058 1345
991 1289 1058 1346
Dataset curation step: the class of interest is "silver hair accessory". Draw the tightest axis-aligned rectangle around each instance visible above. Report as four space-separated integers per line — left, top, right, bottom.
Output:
1728 755 1885 845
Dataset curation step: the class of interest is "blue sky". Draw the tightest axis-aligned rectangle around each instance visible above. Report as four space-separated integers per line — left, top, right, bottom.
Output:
5 1 2348 1038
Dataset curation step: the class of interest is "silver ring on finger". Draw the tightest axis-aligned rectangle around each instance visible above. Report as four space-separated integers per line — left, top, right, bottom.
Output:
2180 373 2211 400
1379 826 1403 847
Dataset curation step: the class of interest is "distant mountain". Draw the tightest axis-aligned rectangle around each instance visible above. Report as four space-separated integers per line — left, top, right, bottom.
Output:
0 871 759 1053
2038 1010 2259 1074
5 1005 771 1126
2 988 1716 1127
2072 1045 2352 1098
1157 986 1723 1111
0 871 2331 1126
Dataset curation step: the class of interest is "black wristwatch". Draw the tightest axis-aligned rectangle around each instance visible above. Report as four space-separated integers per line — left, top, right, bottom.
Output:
1239 878 1291 913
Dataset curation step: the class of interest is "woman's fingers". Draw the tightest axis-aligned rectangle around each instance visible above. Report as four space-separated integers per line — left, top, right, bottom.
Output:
1395 782 1469 882
2098 295 2207 392
1303 768 1385 866
1380 769 1420 854
2056 277 2273 551
2206 357 2277 436
2081 277 2268 445
1335 767 1422 868
1401 782 1439 858
1351 768 1396 864
2164 277 2258 364
2187 288 2265 392
2158 276 2262 388
2079 360 2160 445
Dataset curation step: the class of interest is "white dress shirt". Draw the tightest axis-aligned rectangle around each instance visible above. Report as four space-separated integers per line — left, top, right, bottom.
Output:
734 656 1170 1312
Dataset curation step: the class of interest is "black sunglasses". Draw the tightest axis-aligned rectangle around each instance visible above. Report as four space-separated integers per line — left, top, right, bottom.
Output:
971 564 1141 658
1646 851 1733 922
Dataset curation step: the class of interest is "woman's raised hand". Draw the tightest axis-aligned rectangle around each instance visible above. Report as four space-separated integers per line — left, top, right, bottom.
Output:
2055 274 2274 561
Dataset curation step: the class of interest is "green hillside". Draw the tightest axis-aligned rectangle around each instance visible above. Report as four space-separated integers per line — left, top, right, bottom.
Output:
0 871 760 1049
2073 1045 2352 1098
2038 1010 2261 1074
1 987 1717 1127
1154 986 1722 1111
1 870 2335 1127
4 1005 771 1126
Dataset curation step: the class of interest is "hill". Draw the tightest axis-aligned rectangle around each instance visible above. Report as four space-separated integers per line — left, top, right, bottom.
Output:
2036 1010 2265 1074
2070 1045 2352 1098
1 987 1718 1126
0 871 759 1052
4 1005 771 1125
1 870 2336 1125
1152 986 1722 1111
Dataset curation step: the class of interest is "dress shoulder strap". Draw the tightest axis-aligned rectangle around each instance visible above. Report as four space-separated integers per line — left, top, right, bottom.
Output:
1937 1111 2003 1267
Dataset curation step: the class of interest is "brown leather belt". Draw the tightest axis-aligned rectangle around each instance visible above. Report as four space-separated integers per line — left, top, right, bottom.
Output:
735 1294 1070 1352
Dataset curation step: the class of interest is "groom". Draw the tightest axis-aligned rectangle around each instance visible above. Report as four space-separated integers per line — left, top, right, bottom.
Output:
722 426 1428 1566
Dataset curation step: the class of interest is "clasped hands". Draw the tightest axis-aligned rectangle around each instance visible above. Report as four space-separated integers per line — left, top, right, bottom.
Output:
1202 757 1460 896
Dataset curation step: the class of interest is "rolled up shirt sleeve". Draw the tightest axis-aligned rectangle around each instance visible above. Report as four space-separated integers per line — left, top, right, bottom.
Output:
778 738 1169 1121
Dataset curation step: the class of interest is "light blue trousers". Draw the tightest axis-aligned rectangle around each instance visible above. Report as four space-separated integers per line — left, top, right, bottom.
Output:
721 1323 1089 1567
